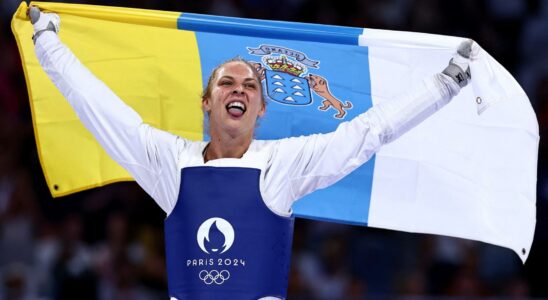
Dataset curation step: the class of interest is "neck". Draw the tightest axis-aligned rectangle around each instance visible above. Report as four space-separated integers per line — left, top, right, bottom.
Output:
204 130 253 162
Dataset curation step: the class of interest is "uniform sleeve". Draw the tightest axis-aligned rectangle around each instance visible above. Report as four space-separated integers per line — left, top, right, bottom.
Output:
267 73 461 210
34 32 181 213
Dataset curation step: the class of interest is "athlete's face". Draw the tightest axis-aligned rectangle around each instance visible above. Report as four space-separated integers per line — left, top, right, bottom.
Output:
203 61 265 138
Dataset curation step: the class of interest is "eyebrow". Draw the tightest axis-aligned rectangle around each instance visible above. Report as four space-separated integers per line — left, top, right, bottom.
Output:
218 75 258 82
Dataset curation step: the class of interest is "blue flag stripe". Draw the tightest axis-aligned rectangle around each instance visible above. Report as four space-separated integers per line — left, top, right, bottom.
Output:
177 13 362 45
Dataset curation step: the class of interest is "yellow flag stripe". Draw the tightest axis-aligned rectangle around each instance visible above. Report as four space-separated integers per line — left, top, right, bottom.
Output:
12 2 204 197
30 1 181 29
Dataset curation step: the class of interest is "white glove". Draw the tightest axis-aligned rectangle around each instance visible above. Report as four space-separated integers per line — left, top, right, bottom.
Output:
28 6 60 44
442 39 473 88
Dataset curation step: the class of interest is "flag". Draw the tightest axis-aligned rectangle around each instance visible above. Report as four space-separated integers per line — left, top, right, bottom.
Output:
12 1 538 262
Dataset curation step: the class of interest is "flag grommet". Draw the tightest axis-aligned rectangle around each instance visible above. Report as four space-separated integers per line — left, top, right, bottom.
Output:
476 97 482 104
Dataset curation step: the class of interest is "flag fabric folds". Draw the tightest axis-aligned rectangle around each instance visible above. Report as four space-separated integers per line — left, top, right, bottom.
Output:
12 2 538 262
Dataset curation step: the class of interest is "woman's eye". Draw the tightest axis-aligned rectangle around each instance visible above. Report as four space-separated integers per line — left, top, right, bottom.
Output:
220 81 232 86
245 83 257 89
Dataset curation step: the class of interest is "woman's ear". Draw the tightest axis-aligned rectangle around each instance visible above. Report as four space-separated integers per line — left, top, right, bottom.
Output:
202 97 211 113
258 101 266 117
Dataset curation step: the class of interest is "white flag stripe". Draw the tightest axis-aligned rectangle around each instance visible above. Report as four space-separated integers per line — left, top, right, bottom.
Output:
360 28 538 262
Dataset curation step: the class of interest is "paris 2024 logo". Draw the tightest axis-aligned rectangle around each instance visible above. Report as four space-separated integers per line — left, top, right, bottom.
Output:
186 217 245 285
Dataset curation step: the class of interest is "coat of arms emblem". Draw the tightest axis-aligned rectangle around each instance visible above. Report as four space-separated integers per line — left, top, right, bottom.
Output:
248 45 352 119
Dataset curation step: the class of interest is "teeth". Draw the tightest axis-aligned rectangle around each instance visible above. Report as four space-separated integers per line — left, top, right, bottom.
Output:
226 101 246 111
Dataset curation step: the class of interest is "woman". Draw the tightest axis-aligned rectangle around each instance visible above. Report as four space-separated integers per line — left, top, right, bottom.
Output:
30 7 472 300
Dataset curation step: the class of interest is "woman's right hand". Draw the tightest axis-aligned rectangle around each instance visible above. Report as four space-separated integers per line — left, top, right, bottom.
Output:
28 6 60 43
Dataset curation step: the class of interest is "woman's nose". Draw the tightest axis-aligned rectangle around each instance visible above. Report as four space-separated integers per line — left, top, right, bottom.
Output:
232 86 244 94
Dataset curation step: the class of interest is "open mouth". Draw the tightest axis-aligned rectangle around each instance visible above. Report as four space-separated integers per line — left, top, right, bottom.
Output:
226 101 246 117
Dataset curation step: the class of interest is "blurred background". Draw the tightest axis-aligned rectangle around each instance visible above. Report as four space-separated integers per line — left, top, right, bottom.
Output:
1 0 548 299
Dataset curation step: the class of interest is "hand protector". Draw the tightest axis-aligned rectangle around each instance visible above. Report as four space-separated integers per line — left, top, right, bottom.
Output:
28 6 60 44
442 39 473 88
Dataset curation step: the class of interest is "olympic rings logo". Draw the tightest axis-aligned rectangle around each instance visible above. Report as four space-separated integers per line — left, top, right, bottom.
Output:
199 270 230 285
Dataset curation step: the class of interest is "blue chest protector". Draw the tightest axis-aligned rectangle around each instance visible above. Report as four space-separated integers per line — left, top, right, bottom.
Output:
165 167 295 299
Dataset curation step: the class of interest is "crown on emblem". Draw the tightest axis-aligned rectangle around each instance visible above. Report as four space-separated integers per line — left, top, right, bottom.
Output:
264 55 305 76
